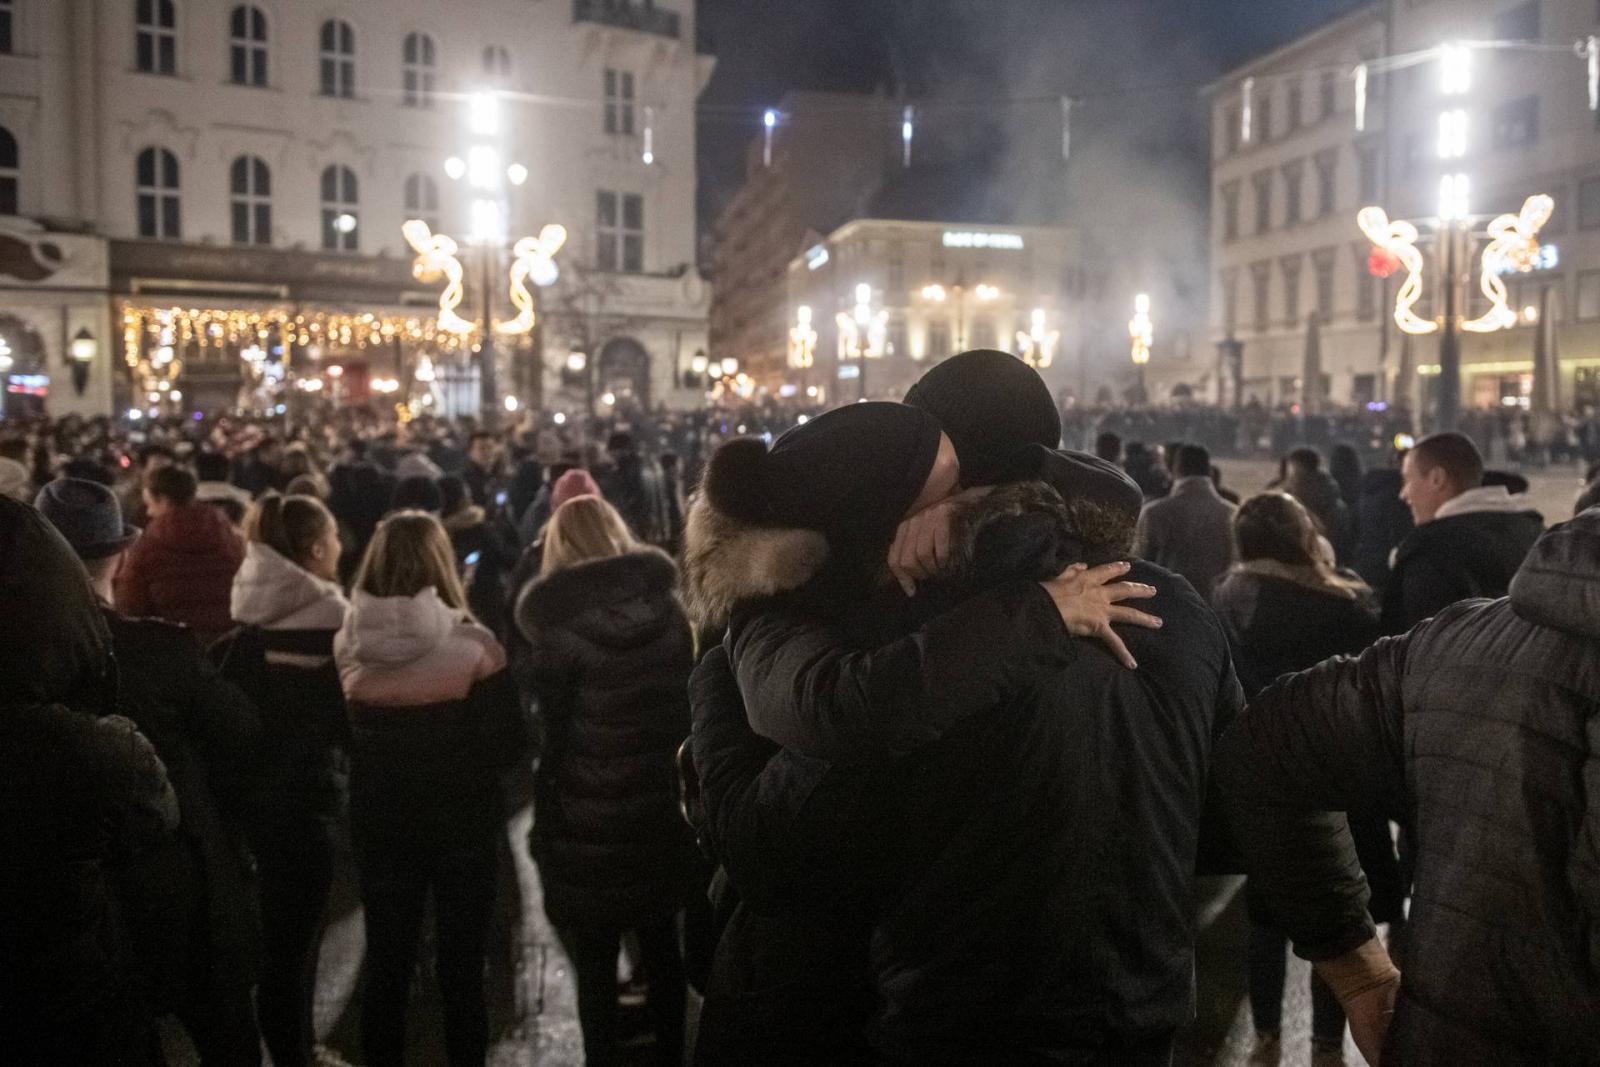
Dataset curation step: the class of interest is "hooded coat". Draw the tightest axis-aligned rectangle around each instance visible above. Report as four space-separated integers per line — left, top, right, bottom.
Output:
689 479 1243 1065
515 549 705 929
1215 511 1600 1066
335 587 520 849
0 497 178 1063
1379 486 1543 633
213 541 351 832
115 501 245 643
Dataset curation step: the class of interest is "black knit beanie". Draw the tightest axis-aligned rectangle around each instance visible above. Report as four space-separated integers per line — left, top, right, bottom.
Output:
703 402 943 550
1004 444 1144 526
904 349 1061 487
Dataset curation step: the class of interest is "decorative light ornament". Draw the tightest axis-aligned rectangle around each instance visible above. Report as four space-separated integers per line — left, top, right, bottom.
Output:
1439 173 1470 222
503 395 520 412
1439 42 1471 95
1437 109 1468 159
921 284 947 302
468 90 501 137
788 305 817 369
975 284 1000 301
642 106 655 166
1352 63 1369 132
402 219 476 335
901 105 914 168
414 355 437 383
1016 308 1059 369
444 156 467 181
762 109 777 167
720 357 739 377
1583 36 1599 111
1462 194 1554 334
1129 294 1153 366
1367 247 1401 279
497 224 568 335
1357 205 1436 335
1240 77 1255 144
507 163 529 187
566 351 587 372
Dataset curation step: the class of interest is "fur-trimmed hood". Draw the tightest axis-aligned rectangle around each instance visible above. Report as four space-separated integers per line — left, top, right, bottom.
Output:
680 490 829 632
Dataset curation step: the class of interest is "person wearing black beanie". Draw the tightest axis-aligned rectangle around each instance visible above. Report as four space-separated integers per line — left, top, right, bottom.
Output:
904 349 1061 487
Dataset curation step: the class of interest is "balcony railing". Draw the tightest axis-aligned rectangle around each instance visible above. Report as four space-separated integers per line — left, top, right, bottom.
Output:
573 0 681 40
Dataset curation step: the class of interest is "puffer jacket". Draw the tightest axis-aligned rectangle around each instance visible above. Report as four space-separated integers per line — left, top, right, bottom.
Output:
0 496 178 1063
115 501 245 643
336 587 520 848
515 549 705 929
213 541 350 831
1215 511 1600 1065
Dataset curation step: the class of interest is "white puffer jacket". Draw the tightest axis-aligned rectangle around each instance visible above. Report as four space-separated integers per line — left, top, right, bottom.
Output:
334 587 505 707
230 541 349 667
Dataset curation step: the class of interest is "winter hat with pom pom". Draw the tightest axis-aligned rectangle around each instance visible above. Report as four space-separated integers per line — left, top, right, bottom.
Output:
702 402 943 551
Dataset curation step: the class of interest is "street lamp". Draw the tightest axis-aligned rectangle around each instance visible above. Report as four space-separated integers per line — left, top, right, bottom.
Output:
789 304 817 396
835 283 885 401
1129 293 1153 397
1016 308 1059 369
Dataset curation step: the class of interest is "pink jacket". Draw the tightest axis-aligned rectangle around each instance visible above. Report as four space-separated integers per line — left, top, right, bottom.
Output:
334 587 504 707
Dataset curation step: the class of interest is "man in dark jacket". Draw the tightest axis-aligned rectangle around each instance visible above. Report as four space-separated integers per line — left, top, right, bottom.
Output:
1381 431 1543 633
0 494 179 1065
1134 443 1237 599
36 477 265 1063
1214 510 1600 1065
600 431 671 546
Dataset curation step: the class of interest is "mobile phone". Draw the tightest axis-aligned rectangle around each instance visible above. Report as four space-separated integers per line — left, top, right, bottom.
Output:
464 550 482 567
495 490 508 508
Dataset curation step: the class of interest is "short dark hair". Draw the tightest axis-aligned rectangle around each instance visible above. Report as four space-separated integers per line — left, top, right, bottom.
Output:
146 464 198 506
1094 431 1122 463
1411 432 1483 492
1286 447 1321 473
468 431 496 448
607 431 636 454
1175 444 1211 478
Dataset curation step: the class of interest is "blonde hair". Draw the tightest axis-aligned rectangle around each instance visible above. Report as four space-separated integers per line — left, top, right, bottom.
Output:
245 492 335 569
540 495 636 577
353 510 469 612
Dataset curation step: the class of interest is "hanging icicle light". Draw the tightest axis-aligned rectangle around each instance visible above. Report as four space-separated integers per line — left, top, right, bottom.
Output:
642 106 656 166
1240 77 1255 144
901 105 915 168
1582 36 1599 112
762 109 777 167
1060 97 1073 162
1352 63 1369 132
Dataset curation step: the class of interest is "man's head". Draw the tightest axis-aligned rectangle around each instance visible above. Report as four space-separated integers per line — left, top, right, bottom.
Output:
904 349 1060 486
605 431 637 458
142 464 198 520
34 478 141 594
1286 447 1322 476
468 431 498 468
137 442 177 473
1094 431 1122 465
1175 444 1211 479
1163 442 1185 474
1400 431 1483 524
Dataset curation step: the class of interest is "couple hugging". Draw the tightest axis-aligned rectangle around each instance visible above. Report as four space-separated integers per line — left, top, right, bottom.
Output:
682 350 1245 1067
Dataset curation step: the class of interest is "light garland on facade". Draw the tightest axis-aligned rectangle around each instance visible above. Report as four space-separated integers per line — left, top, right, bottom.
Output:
1357 206 1436 336
1462 194 1554 334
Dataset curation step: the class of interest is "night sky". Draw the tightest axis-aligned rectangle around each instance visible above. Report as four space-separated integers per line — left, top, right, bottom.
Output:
695 0 1368 224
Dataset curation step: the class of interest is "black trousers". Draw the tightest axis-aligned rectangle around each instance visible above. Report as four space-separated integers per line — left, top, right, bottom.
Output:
355 829 497 1067
251 819 337 1067
1247 922 1345 1046
557 917 687 1067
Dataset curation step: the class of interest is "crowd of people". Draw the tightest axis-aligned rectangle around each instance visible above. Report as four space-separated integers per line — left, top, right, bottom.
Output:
1 348 1596 1067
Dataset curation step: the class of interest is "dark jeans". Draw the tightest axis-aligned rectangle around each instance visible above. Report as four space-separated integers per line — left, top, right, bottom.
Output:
355 830 497 1067
252 819 337 1067
557 917 687 1067
1247 922 1345 1047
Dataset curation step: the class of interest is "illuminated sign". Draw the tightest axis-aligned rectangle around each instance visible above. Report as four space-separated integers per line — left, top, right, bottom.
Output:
5 374 49 396
1493 242 1558 276
837 364 861 380
942 231 1025 250
806 245 830 271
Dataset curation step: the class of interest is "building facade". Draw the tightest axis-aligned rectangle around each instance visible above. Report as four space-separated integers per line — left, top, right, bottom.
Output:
784 217 1085 403
0 0 712 419
1208 0 1600 416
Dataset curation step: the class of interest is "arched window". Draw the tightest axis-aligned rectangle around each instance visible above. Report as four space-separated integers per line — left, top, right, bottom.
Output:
403 172 439 231
0 127 17 216
482 45 510 83
318 19 354 99
402 32 435 108
0 0 17 56
136 146 181 239
229 5 267 87
136 0 177 75
229 155 270 245
320 164 358 251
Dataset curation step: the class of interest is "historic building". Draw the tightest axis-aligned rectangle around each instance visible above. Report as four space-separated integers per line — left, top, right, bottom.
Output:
0 0 712 418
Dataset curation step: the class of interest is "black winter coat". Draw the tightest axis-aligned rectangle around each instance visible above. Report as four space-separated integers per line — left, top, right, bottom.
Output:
1351 468 1412 595
1217 512 1600 1064
696 485 1244 1064
1379 505 1543 633
106 611 263 1008
1209 567 1404 925
516 550 705 929
212 626 350 835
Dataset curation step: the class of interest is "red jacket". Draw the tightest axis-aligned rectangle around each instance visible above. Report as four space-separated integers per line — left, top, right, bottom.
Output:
115 503 244 644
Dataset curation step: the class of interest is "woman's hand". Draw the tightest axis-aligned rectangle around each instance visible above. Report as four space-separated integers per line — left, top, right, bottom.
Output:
1040 561 1161 669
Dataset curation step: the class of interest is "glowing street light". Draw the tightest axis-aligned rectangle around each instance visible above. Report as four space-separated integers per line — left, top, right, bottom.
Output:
789 304 817 371
1129 294 1153 397
920 284 947 302
1439 42 1472 95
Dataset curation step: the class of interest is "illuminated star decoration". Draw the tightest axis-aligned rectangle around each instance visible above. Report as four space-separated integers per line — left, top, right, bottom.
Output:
1357 206 1437 336
1016 308 1059 369
402 220 476 336
1462 194 1554 334
497 224 567 336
